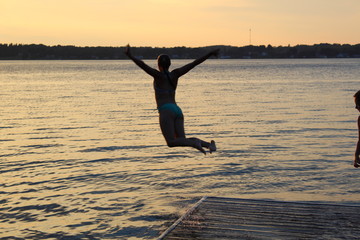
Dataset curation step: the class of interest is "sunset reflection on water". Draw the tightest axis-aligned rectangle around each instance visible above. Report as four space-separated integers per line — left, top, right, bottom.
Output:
1 59 360 239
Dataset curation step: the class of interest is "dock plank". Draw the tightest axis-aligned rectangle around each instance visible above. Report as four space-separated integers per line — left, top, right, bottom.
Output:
158 196 360 240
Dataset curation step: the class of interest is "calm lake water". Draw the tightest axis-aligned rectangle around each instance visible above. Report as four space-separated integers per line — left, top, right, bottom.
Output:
1 59 360 239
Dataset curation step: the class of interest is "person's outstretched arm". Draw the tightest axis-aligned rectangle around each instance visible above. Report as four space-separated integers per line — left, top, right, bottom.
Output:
173 49 220 78
124 45 158 77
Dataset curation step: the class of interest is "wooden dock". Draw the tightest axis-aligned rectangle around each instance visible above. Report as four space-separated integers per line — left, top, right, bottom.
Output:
158 196 360 240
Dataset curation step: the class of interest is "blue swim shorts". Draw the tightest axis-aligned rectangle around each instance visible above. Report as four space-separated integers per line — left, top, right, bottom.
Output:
158 103 183 118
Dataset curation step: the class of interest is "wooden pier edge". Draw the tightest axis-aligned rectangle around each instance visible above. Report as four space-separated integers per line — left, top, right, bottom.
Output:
157 196 360 240
157 196 208 240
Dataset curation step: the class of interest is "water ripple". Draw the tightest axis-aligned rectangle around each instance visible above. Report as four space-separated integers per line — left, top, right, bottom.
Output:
79 145 160 152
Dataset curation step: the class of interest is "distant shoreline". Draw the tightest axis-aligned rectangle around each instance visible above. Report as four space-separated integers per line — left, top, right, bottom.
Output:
1 43 359 60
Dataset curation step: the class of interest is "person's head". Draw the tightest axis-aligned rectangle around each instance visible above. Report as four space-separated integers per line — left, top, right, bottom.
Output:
354 90 360 112
157 54 171 71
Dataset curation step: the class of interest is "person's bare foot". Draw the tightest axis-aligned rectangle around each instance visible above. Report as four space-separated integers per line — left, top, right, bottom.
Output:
194 139 206 155
209 140 216 154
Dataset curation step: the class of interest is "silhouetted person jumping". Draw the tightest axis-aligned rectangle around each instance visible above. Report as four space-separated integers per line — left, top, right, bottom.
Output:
125 45 218 154
354 90 360 167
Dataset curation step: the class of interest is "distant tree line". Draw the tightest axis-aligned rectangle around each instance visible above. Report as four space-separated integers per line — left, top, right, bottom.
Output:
0 43 360 60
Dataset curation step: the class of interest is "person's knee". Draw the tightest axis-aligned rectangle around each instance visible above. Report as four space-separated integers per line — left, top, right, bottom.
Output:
166 140 176 148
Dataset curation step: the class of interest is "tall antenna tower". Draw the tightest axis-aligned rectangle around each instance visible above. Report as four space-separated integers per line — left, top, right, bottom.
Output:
249 28 252 45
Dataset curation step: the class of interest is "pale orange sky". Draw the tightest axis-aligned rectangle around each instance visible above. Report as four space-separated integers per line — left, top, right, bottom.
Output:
1 0 359 47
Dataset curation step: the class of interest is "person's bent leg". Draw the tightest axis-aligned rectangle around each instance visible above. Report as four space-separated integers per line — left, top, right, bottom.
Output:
160 111 206 154
173 112 213 154
167 137 206 154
